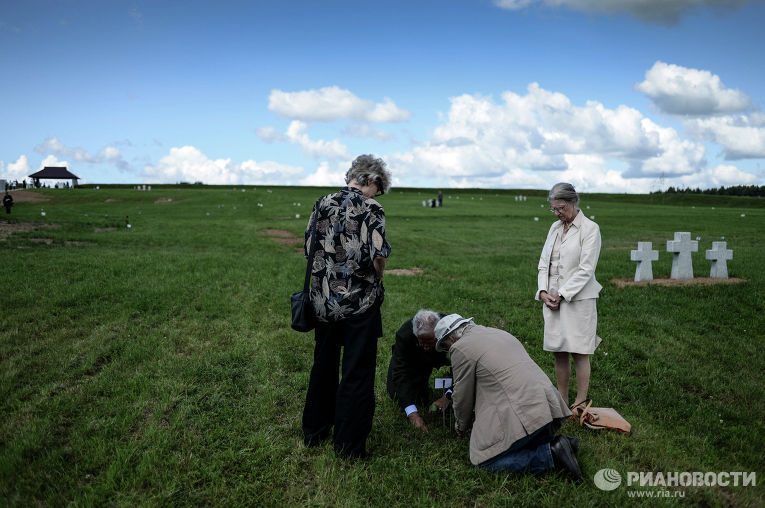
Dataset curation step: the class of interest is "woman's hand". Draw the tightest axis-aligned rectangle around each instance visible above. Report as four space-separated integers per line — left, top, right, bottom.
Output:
540 290 560 310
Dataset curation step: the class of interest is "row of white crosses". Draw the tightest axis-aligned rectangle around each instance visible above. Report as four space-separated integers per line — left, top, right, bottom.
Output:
630 232 733 282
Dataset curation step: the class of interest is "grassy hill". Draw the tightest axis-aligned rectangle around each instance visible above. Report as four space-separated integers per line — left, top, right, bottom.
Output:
1 186 763 506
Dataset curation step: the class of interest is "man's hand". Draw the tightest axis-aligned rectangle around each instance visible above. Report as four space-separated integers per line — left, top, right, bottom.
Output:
408 411 429 434
454 422 465 437
408 412 429 433
431 395 451 412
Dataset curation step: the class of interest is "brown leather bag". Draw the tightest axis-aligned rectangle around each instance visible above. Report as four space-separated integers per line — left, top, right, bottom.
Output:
571 400 632 435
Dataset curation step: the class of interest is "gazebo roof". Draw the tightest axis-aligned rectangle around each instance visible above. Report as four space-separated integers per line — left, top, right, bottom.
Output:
28 166 80 180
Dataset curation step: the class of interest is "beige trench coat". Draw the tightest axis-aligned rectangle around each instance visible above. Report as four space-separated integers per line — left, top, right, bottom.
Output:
535 210 603 353
535 210 602 302
450 325 570 465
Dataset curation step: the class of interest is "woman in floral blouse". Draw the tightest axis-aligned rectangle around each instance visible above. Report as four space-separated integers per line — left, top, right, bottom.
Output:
302 154 392 459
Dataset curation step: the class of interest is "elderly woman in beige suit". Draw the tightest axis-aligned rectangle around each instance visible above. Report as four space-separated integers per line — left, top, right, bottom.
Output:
536 183 602 411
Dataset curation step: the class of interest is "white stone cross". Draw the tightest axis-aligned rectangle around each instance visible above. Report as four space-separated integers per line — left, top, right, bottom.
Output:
667 232 698 280
706 241 733 278
630 242 659 282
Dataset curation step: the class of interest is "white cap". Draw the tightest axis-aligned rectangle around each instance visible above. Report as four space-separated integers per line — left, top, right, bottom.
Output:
434 314 474 352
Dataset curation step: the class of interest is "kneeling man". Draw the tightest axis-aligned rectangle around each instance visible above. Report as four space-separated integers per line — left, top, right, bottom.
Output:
435 314 582 481
387 309 451 433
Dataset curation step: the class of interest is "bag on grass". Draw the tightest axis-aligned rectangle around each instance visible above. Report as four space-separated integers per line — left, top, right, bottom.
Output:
572 399 632 435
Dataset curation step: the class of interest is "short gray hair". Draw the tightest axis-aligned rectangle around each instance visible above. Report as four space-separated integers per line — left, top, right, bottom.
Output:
412 309 438 338
345 154 392 195
548 182 579 205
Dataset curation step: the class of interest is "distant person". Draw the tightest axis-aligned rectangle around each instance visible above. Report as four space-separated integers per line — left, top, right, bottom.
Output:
302 154 392 459
3 192 13 214
434 314 581 481
438 190 443 207
386 309 451 433
536 182 602 415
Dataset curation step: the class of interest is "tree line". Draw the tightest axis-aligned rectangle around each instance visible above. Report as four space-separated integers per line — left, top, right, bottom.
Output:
651 185 765 197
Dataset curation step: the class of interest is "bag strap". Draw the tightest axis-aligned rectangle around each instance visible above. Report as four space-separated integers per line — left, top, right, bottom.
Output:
302 197 323 292
577 399 594 426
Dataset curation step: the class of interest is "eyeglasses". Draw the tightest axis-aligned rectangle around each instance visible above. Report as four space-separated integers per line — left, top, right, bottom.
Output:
549 204 568 214
374 181 384 197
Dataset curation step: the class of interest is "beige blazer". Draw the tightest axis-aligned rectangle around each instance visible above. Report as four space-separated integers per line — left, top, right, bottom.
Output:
536 210 602 302
450 325 570 465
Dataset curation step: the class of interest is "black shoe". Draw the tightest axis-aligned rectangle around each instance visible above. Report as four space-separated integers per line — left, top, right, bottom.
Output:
550 435 583 482
566 435 579 455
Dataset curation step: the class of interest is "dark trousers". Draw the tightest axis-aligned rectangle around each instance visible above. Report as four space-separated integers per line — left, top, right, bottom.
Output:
302 308 382 458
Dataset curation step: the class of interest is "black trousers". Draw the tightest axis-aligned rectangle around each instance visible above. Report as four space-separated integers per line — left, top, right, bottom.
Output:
302 308 382 458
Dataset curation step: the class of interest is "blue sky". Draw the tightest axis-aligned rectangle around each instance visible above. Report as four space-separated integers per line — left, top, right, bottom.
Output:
2 0 764 192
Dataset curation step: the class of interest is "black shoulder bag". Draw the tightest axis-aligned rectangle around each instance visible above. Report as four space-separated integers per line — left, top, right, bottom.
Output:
290 198 322 332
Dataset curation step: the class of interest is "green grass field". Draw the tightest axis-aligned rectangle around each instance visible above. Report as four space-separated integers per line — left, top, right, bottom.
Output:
1 185 763 506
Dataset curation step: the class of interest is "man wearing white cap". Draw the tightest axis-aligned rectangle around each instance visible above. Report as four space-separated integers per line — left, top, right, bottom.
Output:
435 314 582 481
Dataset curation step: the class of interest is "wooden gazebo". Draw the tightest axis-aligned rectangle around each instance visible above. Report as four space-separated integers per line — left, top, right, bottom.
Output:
28 166 80 188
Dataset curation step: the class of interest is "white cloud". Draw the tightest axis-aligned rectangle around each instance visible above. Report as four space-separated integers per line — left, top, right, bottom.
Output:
493 0 750 24
35 137 99 163
39 155 70 169
268 86 411 123
33 136 132 171
141 146 304 185
255 126 285 143
636 62 752 115
685 113 765 159
257 121 350 160
0 155 32 182
299 161 348 187
672 164 761 188
99 146 121 160
388 83 706 190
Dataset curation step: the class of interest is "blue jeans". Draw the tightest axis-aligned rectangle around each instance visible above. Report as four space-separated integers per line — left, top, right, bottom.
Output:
475 421 558 474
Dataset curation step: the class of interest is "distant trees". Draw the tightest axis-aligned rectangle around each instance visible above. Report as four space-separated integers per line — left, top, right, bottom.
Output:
652 185 765 197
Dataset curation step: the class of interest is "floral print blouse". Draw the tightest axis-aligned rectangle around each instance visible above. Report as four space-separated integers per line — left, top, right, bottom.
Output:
304 186 391 322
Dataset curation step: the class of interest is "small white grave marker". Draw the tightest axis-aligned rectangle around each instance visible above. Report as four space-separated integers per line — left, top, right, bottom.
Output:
630 242 659 282
706 241 733 279
667 232 698 280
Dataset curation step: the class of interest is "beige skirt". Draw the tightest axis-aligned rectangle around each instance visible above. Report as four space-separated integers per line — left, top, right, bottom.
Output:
542 298 602 354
